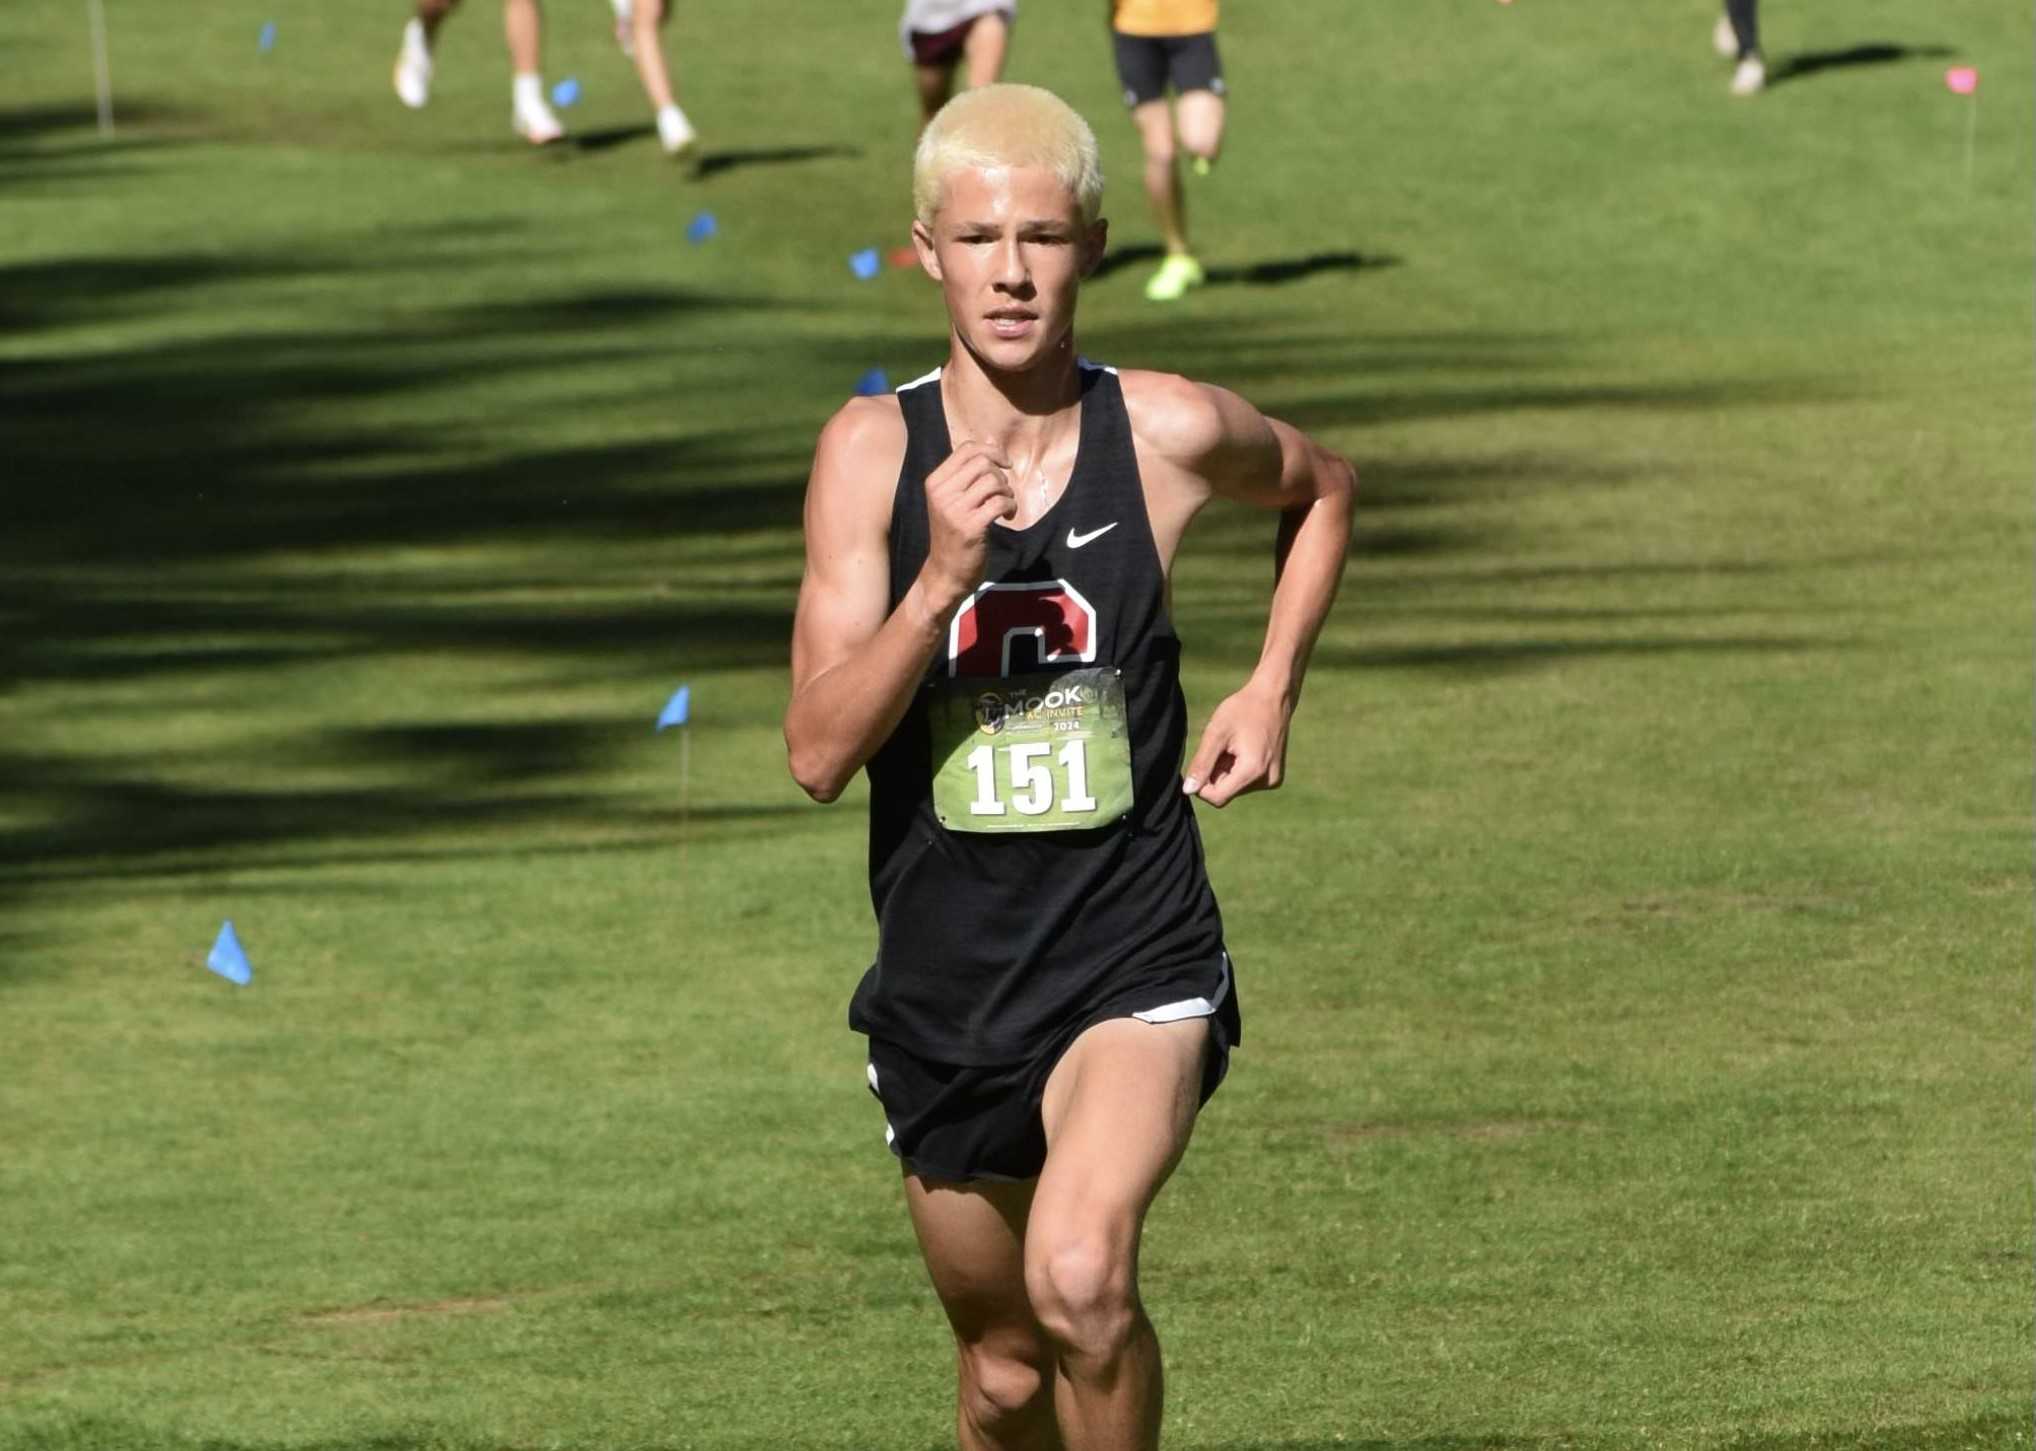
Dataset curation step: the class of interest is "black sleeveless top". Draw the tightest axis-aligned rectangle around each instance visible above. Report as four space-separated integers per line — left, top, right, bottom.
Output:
848 361 1230 1064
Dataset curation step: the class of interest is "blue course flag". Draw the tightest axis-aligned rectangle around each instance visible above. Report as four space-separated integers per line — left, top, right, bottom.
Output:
657 684 692 731
849 247 881 281
257 20 277 51
551 76 581 108
207 920 253 986
853 367 891 397
686 212 718 244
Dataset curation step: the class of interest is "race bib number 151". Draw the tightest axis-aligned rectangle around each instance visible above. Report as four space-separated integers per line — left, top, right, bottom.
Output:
929 667 1133 833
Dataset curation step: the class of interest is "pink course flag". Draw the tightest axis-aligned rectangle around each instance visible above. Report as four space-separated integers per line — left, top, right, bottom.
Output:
1946 67 1981 194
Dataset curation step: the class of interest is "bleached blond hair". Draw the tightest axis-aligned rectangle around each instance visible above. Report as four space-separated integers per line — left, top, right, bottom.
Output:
912 84 1104 227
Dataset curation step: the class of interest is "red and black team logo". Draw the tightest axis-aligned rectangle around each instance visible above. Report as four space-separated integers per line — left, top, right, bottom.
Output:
947 580 1099 678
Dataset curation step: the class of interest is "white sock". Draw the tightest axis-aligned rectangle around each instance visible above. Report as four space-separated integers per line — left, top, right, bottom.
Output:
513 73 545 109
402 18 428 55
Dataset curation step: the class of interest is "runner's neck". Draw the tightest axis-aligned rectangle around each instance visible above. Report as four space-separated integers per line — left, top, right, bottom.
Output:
938 341 1083 465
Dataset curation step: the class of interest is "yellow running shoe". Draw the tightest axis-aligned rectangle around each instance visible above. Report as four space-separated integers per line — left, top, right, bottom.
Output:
1144 253 1205 302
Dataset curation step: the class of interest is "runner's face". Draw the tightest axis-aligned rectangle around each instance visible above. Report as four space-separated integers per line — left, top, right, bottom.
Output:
916 165 1103 374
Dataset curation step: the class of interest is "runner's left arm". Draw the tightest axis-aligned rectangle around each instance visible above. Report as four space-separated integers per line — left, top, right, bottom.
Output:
1168 383 1355 807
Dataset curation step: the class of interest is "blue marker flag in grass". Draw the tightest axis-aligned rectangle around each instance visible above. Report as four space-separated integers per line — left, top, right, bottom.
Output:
657 684 691 731
686 211 718 244
853 367 891 397
849 247 881 281
207 920 252 985
551 76 581 107
258 20 277 51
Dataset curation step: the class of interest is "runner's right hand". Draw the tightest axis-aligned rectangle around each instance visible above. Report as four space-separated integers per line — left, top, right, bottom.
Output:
922 441 1016 605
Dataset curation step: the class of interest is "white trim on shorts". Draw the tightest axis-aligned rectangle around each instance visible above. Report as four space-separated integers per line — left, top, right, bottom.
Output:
866 1060 897 1146
1131 952 1230 1025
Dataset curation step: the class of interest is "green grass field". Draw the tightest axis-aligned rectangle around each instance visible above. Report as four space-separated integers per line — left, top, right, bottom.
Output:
3 1 2030 1447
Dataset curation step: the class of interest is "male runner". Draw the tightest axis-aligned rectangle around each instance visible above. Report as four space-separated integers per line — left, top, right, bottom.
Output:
1712 1 1765 96
609 0 699 157
1108 0 1227 302
391 0 567 145
902 0 1017 134
785 84 1352 1451
891 0 1017 267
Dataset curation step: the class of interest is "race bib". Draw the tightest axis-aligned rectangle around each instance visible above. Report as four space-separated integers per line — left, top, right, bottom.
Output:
929 667 1133 833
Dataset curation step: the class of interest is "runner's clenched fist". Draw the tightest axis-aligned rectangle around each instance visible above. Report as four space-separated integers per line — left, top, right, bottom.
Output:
921 441 1017 606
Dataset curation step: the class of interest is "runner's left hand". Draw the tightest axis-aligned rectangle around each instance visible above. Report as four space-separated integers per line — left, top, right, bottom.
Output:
1182 683 1292 807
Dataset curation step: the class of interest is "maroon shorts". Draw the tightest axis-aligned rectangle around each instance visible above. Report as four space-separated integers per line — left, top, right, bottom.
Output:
908 10 1008 67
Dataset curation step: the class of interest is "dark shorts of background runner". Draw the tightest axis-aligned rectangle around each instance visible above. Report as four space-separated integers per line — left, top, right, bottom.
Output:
909 9 1011 68
864 965 1240 1183
1111 30 1225 108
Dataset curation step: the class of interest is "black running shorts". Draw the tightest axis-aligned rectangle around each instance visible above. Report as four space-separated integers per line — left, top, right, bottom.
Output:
1111 30 1225 108
907 9 1011 68
864 956 1239 1182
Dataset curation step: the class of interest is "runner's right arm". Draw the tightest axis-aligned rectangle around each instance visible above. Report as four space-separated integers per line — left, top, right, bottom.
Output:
786 401 1016 802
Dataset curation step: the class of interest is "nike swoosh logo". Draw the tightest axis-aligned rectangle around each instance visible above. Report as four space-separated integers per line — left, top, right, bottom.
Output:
1066 522 1119 549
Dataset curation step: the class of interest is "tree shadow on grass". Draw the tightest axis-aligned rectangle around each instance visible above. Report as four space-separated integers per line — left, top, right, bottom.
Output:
564 130 860 171
2 245 809 573
1315 633 1848 674
0 100 196 143
0 227 822 916
1 222 1850 920
1267 374 1840 436
568 123 656 153
1073 318 1841 431
1768 42 1958 87
0 715 806 892
692 143 860 178
0 99 208 194
0 254 346 331
1092 243 1394 286
0 155 156 192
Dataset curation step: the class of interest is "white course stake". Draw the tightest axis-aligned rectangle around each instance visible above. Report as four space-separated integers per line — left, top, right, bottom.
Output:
87 0 114 137
679 727 691 867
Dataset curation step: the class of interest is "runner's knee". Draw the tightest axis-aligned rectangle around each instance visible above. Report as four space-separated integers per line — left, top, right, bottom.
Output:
1026 1235 1138 1358
957 1341 1052 1434
1179 125 1220 162
1132 105 1176 166
1176 94 1224 157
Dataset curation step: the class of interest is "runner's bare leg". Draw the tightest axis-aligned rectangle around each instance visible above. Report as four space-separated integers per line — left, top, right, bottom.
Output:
502 0 542 74
416 0 459 44
905 1174 1066 1451
915 62 955 129
628 0 677 112
962 11 1011 89
1130 100 1187 256
1174 88 1224 166
1030 1017 1210 1450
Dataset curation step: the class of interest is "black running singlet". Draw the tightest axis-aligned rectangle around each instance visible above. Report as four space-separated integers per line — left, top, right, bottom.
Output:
848 361 1231 1064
